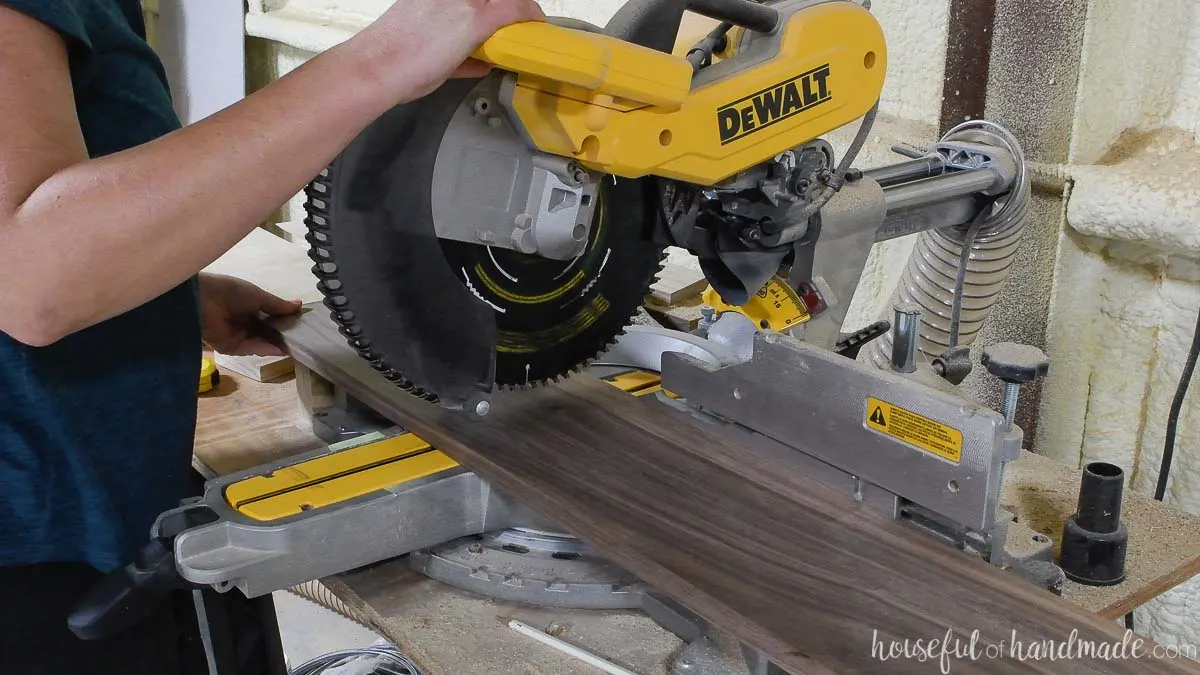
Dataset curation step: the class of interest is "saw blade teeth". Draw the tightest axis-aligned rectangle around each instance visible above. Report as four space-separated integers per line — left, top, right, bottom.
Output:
307 247 333 265
322 296 349 313
317 279 343 294
305 213 329 231
311 261 338 278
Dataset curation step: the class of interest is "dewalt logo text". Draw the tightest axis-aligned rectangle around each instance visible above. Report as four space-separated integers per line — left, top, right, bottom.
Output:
717 65 832 145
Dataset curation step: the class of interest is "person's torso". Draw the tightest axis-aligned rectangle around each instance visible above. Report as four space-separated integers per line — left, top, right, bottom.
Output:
0 0 201 573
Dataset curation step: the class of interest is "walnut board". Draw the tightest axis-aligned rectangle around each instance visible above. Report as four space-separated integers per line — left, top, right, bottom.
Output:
192 326 1200 673
193 361 1200 631
267 308 1196 674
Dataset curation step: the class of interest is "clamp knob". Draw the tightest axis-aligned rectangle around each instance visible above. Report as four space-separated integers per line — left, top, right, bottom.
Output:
981 342 1050 383
981 342 1049 430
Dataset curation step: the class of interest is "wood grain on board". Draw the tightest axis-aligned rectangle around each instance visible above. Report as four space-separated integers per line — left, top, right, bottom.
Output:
272 307 1196 674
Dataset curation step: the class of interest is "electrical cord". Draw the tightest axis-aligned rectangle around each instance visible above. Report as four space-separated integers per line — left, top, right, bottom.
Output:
1127 304 1200 633
686 21 734 69
1155 305 1200 502
290 644 423 675
803 101 879 217
947 204 990 349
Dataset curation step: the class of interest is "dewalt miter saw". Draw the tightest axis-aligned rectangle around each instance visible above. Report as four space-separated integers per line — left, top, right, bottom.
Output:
305 0 889 410
304 0 1025 412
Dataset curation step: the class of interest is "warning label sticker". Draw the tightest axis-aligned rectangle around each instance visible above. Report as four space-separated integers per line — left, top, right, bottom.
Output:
865 397 963 463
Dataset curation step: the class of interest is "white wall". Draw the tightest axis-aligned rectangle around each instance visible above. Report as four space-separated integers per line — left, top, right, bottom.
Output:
155 0 246 125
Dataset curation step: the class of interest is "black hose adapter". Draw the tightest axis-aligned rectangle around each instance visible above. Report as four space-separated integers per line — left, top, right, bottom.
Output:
1059 462 1129 586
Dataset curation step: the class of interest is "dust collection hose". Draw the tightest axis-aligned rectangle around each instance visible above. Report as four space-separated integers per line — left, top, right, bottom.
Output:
285 582 427 674
867 120 1031 368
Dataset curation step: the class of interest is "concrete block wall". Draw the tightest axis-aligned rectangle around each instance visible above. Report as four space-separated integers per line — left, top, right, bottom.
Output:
224 0 1200 647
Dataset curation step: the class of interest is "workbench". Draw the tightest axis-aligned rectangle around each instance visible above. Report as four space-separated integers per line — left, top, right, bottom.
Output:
193 360 1200 674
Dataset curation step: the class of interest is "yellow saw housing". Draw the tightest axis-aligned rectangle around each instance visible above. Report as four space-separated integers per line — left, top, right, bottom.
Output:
472 1 887 185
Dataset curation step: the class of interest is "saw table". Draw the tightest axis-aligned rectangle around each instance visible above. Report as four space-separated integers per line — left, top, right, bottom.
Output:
193 329 1200 674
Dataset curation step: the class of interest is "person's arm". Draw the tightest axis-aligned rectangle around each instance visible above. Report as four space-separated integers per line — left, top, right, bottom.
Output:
0 0 544 347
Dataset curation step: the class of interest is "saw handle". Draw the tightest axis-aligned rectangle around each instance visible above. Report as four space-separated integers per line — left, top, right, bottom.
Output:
66 537 194 640
472 22 693 109
687 0 780 33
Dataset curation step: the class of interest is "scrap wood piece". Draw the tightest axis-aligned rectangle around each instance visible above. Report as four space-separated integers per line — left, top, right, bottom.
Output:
648 262 709 306
274 307 1194 675
214 352 295 383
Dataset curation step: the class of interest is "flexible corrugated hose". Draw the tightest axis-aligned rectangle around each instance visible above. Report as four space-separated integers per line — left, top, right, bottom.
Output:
867 120 1031 368
287 581 373 631
284 583 425 674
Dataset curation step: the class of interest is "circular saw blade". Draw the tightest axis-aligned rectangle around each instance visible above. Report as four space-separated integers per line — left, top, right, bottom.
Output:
303 79 664 408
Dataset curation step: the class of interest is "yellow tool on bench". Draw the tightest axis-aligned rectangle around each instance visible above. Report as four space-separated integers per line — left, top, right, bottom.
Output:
199 357 219 394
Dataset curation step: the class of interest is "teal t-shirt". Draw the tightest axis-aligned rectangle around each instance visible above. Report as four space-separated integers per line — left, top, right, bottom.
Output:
0 0 201 573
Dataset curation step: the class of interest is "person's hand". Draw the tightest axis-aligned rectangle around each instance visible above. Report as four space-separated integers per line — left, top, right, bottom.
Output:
355 0 547 100
199 273 302 357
